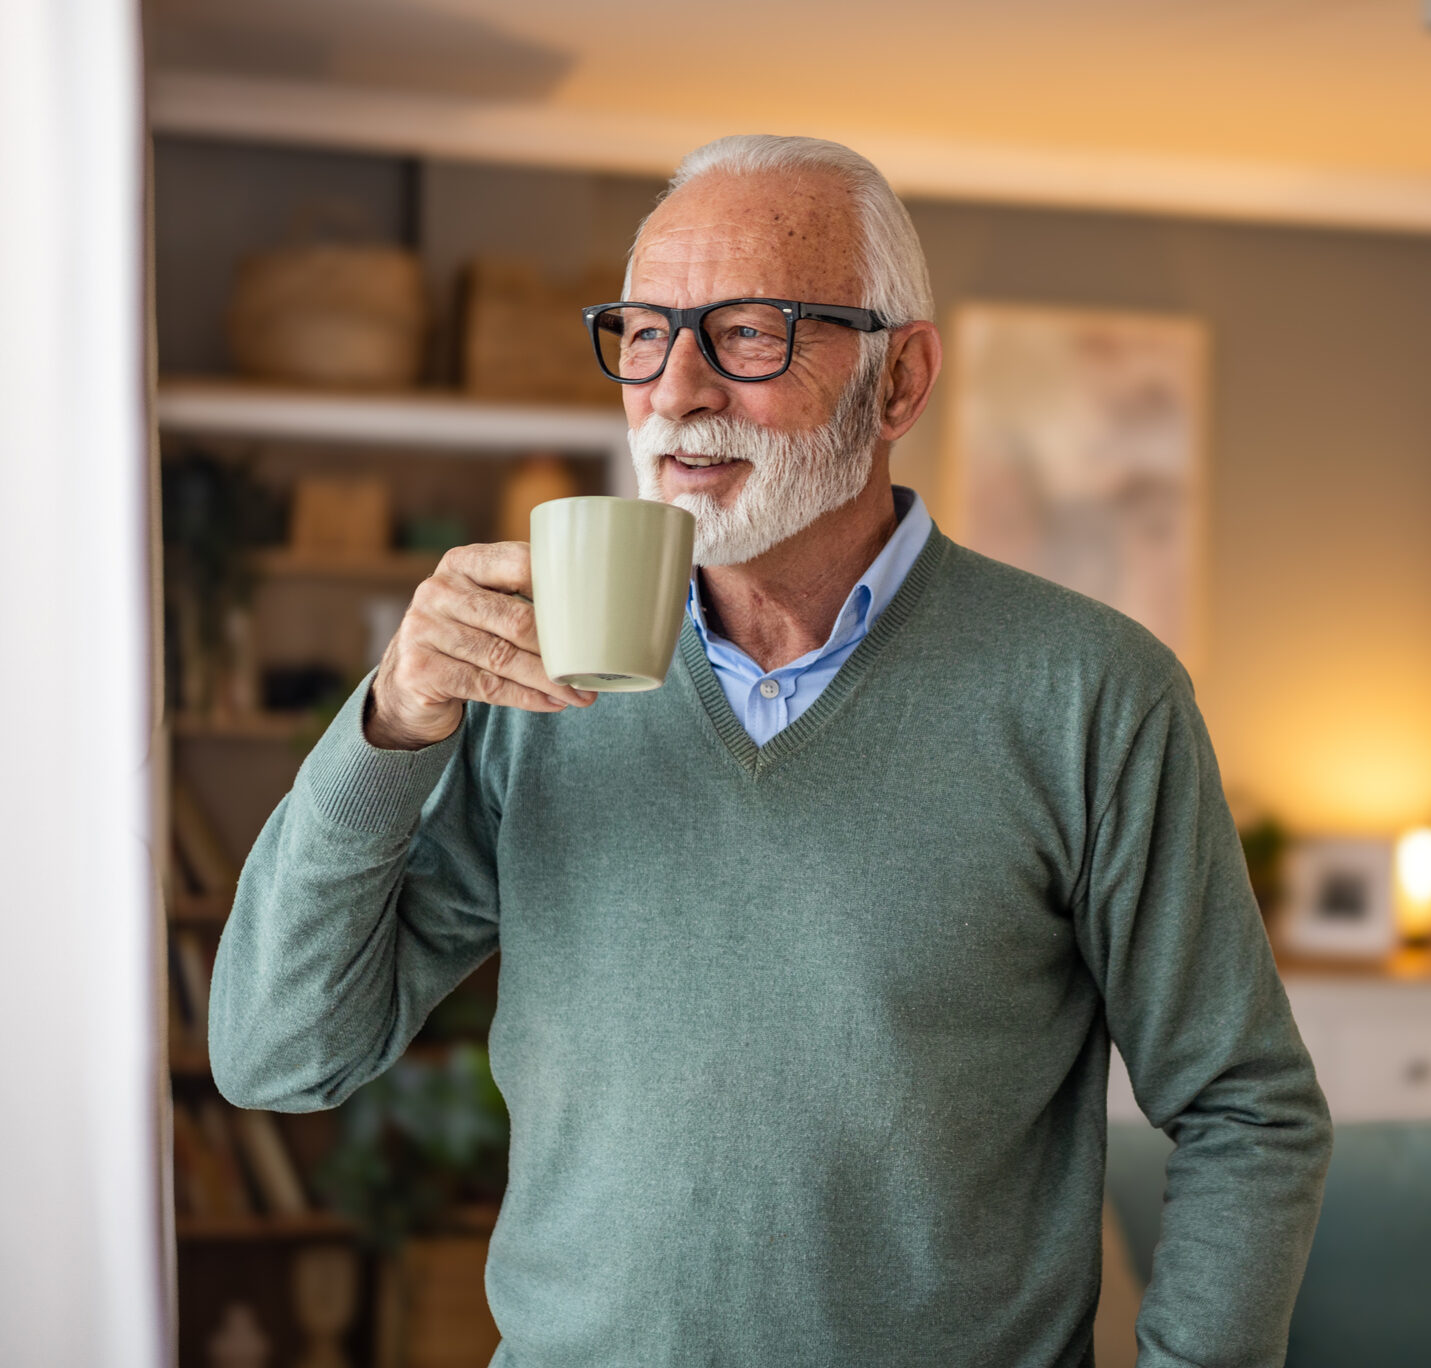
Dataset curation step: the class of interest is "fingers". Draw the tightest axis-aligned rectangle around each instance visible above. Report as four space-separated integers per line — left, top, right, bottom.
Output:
404 543 596 712
419 645 580 715
461 583 543 659
438 541 535 600
413 607 582 707
431 543 542 654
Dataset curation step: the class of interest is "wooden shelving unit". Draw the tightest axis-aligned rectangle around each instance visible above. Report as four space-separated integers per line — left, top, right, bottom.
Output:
155 374 636 497
148 87 637 1352
170 711 313 742
249 546 443 584
169 894 234 925
176 1211 359 1243
158 368 611 1368
169 1045 213 1077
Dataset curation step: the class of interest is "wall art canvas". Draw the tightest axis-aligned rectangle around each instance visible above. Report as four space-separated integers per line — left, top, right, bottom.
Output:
1276 836 1398 959
948 304 1207 666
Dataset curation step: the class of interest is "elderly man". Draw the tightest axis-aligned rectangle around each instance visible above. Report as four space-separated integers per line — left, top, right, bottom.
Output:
211 135 1331 1368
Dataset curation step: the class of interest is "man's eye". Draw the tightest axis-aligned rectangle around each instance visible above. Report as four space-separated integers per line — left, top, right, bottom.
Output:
631 326 667 343
719 323 776 344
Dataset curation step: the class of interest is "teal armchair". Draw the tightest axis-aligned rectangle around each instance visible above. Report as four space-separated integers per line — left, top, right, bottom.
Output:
1104 1121 1431 1366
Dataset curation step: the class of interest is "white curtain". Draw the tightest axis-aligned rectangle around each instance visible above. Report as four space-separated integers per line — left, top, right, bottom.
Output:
0 2 167 1366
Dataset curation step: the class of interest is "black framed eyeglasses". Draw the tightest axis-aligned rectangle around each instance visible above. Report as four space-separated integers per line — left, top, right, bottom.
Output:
581 297 890 384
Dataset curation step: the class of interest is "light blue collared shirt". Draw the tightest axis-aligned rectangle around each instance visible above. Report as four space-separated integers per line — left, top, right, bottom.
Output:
687 486 932 746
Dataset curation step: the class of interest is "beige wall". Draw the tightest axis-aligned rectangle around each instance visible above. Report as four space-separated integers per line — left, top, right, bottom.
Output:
897 201 1431 838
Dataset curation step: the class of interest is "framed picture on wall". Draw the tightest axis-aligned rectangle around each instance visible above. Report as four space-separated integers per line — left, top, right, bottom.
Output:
1276 836 1398 959
945 303 1207 668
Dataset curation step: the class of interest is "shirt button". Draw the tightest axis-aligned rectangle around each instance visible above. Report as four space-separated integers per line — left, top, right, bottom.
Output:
759 678 780 699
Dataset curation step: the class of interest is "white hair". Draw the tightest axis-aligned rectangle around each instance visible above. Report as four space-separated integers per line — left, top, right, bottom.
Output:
624 134 935 328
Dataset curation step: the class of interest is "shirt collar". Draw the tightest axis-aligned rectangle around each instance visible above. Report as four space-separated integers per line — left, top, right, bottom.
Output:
687 485 931 668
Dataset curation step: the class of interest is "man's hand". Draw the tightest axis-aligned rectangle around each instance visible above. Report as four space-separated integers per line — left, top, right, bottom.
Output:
365 542 596 750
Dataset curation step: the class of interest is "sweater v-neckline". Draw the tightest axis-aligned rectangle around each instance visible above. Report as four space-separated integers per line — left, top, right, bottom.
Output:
676 526 948 778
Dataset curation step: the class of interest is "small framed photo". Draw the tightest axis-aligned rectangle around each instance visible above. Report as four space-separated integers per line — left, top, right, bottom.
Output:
1276 837 1397 958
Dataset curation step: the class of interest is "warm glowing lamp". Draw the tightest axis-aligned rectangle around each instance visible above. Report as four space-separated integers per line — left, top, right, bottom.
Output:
1394 827 1431 946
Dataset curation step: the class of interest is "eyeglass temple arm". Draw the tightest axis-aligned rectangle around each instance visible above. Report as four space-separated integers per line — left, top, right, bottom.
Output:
795 303 890 332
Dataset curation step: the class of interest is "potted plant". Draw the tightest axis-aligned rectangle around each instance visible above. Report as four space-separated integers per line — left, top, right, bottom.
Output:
1239 814 1290 924
160 448 285 717
313 1041 508 1368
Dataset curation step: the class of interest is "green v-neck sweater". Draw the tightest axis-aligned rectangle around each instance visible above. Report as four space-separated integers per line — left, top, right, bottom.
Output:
210 528 1331 1368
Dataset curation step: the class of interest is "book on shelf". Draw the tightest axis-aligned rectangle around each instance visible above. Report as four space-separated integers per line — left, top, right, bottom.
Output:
171 928 212 1040
168 928 218 1055
171 1100 252 1219
170 774 239 895
168 939 199 1050
196 1100 259 1217
169 1101 207 1218
172 1100 314 1222
167 973 192 1052
230 1109 310 1217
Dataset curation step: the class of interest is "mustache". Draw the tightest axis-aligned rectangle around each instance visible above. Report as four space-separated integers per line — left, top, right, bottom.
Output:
628 413 784 467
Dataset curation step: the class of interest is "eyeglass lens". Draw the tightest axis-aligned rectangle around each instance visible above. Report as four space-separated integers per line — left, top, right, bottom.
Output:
594 303 790 381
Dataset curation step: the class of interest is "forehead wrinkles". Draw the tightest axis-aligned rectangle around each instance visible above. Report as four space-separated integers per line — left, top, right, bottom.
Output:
633 172 863 301
637 219 774 268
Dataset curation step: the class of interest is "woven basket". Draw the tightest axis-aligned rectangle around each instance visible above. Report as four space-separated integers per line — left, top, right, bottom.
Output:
228 243 428 389
462 257 618 404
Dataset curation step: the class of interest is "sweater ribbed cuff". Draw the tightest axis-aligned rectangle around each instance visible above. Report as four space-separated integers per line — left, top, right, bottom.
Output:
296 669 464 834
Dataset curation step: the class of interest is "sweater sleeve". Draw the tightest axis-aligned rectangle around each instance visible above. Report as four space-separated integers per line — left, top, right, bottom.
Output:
1073 668 1332 1368
208 670 503 1112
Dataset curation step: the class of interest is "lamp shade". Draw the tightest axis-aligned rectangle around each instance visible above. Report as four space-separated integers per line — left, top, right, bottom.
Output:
1393 827 1431 943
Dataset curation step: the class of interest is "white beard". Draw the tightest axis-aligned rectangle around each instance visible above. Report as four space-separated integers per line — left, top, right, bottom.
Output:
627 351 885 567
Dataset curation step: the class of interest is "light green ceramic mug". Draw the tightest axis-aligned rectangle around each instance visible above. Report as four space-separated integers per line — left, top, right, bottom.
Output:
529 496 696 692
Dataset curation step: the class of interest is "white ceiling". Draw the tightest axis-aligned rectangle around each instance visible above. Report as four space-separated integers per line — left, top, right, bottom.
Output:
145 0 1431 232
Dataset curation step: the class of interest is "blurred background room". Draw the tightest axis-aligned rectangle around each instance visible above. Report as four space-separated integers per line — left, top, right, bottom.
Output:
4 2 1431 1366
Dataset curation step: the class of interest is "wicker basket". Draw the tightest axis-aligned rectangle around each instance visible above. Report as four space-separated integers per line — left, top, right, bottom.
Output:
461 257 618 404
228 243 428 389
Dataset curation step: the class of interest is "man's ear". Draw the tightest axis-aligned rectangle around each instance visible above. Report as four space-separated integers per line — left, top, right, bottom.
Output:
879 322 943 442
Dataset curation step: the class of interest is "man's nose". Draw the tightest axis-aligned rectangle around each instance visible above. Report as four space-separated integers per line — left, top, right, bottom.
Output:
646 326 729 423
